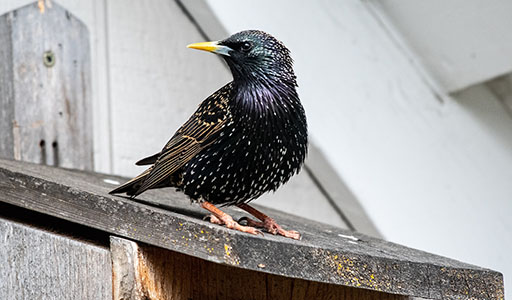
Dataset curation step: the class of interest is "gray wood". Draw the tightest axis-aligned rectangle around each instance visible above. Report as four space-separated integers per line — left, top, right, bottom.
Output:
110 236 409 300
0 13 15 159
111 236 145 300
0 2 93 170
0 217 112 300
0 159 504 300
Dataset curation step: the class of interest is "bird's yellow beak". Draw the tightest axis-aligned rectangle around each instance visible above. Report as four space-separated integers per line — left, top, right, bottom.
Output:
187 41 232 56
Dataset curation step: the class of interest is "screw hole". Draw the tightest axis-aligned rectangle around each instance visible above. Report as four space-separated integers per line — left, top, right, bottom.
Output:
43 51 55 67
39 140 46 148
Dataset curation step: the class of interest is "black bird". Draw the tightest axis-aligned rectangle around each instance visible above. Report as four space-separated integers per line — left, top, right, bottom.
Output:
110 30 308 239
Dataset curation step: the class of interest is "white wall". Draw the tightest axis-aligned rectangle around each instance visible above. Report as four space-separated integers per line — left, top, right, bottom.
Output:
379 0 512 92
204 0 512 297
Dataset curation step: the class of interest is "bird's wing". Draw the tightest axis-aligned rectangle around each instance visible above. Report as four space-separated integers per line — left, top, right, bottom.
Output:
133 86 231 196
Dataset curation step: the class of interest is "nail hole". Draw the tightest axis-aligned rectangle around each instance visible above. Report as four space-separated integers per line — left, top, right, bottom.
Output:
52 141 59 167
39 139 46 165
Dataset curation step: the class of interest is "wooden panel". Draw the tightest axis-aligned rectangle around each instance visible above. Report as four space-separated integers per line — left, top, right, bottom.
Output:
0 0 113 173
0 2 93 170
111 236 409 300
0 217 112 300
0 13 15 159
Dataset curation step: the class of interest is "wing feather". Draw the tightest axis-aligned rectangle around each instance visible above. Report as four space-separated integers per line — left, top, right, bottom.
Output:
132 85 231 196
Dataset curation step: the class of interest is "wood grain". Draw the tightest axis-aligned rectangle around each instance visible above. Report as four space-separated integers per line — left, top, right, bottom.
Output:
111 236 409 300
0 217 112 300
0 2 93 170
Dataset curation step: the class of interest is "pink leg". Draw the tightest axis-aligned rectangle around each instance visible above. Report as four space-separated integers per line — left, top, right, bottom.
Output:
201 201 262 236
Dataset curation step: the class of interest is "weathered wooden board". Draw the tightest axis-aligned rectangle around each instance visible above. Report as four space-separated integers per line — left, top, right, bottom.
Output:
0 217 112 300
0 2 92 170
0 159 504 300
111 236 409 300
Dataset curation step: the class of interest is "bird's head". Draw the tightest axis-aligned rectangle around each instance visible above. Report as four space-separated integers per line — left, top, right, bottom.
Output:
188 30 296 86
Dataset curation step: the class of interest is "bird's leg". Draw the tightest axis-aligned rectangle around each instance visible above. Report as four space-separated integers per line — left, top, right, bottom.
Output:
201 201 262 236
237 204 301 240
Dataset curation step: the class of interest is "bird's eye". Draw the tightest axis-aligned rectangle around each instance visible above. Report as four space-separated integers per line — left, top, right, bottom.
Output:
240 42 253 52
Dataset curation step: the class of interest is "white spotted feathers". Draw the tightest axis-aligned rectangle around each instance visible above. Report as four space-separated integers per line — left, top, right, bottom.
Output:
110 30 308 206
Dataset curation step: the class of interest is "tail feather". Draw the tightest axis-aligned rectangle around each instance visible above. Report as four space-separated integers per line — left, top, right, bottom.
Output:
136 153 159 166
109 168 152 197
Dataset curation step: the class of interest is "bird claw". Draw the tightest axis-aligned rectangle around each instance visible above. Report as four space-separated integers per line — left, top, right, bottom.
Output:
238 216 301 240
203 211 263 236
264 218 301 240
278 229 301 240
238 216 265 228
219 216 263 236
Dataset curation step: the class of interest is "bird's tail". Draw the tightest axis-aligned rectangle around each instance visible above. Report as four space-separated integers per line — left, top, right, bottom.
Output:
109 167 152 197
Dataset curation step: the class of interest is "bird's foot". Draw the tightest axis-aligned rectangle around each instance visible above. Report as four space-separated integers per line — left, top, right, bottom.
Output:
237 204 301 240
201 202 263 236
239 216 301 240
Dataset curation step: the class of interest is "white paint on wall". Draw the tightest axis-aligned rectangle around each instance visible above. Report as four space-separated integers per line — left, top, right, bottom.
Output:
204 0 512 297
379 0 512 92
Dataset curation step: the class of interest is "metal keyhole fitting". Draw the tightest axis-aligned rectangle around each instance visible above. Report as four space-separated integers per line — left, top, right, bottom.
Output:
43 50 55 67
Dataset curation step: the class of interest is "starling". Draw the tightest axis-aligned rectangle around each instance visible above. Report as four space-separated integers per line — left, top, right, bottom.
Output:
110 30 308 240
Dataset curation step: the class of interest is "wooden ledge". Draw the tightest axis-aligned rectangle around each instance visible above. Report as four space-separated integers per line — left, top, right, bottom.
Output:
0 159 504 300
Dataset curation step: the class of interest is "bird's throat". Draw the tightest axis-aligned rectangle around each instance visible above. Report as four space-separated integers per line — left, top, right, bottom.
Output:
232 79 298 117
